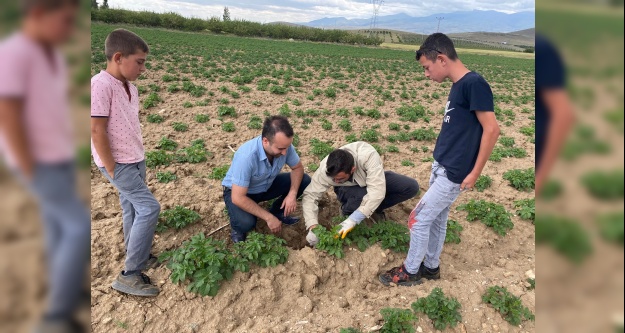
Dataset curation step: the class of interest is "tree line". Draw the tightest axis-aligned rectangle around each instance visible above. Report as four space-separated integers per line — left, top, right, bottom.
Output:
91 7 383 46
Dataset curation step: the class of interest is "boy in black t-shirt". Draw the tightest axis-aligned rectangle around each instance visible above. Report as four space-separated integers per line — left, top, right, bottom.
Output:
379 33 500 286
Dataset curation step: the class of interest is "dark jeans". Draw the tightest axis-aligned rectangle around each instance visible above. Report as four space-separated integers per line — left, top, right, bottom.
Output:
224 173 312 234
334 171 419 216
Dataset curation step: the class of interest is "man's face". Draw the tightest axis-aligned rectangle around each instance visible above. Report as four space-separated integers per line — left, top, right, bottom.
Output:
332 168 355 184
118 50 147 81
263 132 293 158
419 55 445 83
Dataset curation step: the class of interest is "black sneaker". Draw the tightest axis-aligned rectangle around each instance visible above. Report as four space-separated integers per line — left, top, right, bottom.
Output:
378 264 422 286
274 212 301 226
230 228 246 243
111 271 159 297
419 262 441 280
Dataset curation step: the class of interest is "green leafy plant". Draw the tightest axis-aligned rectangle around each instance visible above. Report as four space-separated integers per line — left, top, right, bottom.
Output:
514 198 535 222
474 175 493 192
157 206 201 232
527 278 535 290
379 308 417 333
503 168 535 192
321 120 333 130
499 137 515 147
482 286 535 325
386 145 399 153
156 171 177 183
340 328 363 333
346 133 358 143
401 160 415 167
147 114 164 123
232 232 289 269
410 128 437 141
222 121 236 132
310 139 334 160
270 85 287 95
175 141 210 164
388 123 400 131
159 234 241 296
142 92 161 109
366 108 381 119
457 200 514 236
396 103 426 122
146 150 173 168
313 225 346 258
338 119 352 132
520 126 535 137
195 114 210 123
581 169 624 200
539 179 563 200
172 122 189 132
597 211 624 245
157 137 178 151
217 105 237 117
209 165 230 180
535 214 592 263
445 219 463 244
360 128 380 142
308 163 319 172
411 287 462 331
247 116 263 129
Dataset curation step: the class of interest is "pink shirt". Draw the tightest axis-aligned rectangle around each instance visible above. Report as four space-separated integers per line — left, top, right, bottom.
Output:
0 32 74 168
90 70 144 168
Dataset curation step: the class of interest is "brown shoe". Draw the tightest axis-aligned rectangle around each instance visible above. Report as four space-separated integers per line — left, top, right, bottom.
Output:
111 271 159 297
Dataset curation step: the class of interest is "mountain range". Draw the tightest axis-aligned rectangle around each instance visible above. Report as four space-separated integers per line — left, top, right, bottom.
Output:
284 10 534 34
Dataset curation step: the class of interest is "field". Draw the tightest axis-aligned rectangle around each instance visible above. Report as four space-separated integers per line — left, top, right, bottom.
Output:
90 23 535 333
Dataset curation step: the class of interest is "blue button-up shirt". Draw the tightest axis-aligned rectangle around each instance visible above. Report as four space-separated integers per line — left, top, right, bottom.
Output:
222 135 300 194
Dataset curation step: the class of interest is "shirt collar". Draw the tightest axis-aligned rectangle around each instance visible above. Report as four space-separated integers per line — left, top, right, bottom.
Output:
101 70 126 86
256 136 268 161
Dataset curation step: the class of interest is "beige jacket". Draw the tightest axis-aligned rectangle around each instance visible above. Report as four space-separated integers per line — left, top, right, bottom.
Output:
302 141 386 229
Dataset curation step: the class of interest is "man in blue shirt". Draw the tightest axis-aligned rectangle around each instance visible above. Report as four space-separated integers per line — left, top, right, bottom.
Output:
379 33 500 286
222 116 311 242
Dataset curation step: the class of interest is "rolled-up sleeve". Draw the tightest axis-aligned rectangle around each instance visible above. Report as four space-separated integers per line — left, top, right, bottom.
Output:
285 144 300 168
230 152 254 188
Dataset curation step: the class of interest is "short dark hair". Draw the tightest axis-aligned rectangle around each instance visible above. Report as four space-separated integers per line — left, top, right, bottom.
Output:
262 116 294 141
105 29 149 61
326 149 355 178
416 33 458 62
20 0 79 14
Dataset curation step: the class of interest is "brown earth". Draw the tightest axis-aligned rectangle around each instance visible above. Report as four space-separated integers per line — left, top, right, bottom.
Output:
90 57 535 332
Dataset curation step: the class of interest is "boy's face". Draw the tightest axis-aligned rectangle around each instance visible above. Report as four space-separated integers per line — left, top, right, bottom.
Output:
117 50 147 81
418 55 446 83
36 5 78 44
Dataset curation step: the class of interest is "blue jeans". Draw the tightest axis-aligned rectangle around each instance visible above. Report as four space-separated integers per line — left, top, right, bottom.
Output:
16 162 90 319
403 161 462 274
224 173 312 234
99 160 160 272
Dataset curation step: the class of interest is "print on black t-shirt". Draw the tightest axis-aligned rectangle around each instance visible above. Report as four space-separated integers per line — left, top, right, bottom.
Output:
433 71 494 184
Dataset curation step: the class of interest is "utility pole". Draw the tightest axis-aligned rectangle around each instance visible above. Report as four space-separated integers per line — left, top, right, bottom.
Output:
436 17 444 32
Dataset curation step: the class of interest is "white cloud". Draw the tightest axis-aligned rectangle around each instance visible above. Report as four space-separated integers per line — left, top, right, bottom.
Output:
107 0 534 23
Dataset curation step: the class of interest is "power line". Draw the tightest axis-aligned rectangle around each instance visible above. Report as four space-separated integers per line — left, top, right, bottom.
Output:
436 16 444 32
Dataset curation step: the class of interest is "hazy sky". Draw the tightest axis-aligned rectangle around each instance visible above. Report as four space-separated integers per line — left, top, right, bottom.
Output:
107 0 535 23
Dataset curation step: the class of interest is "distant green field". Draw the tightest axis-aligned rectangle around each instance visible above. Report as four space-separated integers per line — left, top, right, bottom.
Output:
92 23 534 84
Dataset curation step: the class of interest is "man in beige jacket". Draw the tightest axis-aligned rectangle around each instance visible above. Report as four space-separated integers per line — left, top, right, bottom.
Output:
303 141 420 246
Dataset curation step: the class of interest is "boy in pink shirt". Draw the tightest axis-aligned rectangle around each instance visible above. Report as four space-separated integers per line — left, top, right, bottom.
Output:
0 0 89 332
91 29 161 297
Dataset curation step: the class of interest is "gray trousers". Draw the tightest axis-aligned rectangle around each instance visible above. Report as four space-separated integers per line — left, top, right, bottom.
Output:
403 161 462 274
99 160 160 272
17 162 90 318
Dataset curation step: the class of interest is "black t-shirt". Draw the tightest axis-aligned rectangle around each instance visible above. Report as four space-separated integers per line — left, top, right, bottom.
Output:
433 71 494 184
535 34 565 169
